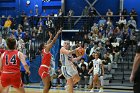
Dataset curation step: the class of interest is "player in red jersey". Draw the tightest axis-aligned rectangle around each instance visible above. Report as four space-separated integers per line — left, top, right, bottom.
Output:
0 48 9 93
0 37 30 93
38 29 61 93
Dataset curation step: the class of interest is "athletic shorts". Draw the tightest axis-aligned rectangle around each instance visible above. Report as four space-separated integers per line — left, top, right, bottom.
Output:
38 65 50 79
93 69 101 76
61 65 78 79
134 81 140 93
1 72 23 88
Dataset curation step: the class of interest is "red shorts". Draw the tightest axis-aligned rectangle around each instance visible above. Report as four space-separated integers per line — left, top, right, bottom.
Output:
38 66 50 79
1 72 23 88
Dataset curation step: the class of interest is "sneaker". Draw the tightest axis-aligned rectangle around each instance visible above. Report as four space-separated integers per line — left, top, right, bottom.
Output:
98 88 103 93
90 89 94 92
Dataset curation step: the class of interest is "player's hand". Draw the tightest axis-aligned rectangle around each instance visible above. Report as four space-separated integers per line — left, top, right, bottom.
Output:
48 31 53 38
130 74 134 83
57 28 62 34
26 70 31 76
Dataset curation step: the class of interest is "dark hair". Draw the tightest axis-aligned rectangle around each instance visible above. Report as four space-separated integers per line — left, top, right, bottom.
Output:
80 58 85 61
39 43 45 51
6 37 16 50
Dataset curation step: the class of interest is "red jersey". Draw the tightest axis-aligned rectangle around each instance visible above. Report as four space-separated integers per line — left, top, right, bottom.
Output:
1 50 20 73
0 49 5 75
41 49 52 67
38 49 52 78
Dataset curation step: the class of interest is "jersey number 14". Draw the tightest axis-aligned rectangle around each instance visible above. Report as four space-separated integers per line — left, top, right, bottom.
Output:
5 55 17 65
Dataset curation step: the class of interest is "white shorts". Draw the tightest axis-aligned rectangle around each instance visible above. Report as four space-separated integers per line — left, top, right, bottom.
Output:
93 69 101 76
61 65 78 79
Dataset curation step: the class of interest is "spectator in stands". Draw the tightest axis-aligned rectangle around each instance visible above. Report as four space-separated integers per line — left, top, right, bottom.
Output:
21 55 30 84
83 34 90 44
88 52 95 62
128 16 137 29
38 18 44 27
0 35 7 48
82 6 89 16
120 40 129 57
23 16 30 32
4 16 12 28
89 7 97 17
106 9 113 16
117 16 127 30
91 23 98 32
102 53 112 73
98 16 106 27
99 26 105 36
11 29 18 39
97 42 107 59
90 43 98 56
24 31 30 43
106 52 113 63
105 40 113 53
106 17 114 30
45 15 54 28
79 64 89 88
130 8 137 20
18 27 25 39
113 46 120 63
67 9 74 29
58 9 64 28
17 36 24 51
78 58 88 69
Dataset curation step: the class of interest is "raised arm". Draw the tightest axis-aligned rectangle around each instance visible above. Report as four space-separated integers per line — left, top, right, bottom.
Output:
46 31 53 44
45 28 62 52
60 47 76 55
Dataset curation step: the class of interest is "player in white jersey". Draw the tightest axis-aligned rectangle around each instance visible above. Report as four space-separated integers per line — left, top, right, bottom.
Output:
60 41 82 93
88 52 104 93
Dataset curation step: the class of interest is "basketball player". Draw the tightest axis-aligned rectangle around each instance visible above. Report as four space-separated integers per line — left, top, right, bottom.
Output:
130 41 140 93
88 52 104 93
38 29 61 93
0 48 9 93
0 37 30 93
60 41 82 93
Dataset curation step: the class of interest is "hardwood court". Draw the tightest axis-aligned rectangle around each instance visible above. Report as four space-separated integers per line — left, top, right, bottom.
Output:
9 88 133 93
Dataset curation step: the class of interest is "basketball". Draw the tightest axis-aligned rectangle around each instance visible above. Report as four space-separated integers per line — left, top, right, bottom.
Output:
76 47 85 56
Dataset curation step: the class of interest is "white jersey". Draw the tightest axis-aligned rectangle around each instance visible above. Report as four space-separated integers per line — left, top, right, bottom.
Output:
92 58 102 75
60 47 78 79
60 53 72 66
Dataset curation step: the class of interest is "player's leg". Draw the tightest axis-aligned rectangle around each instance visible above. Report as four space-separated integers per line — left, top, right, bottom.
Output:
73 74 80 85
0 86 9 93
90 74 98 92
14 86 25 93
42 76 51 93
99 76 104 92
66 78 74 93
